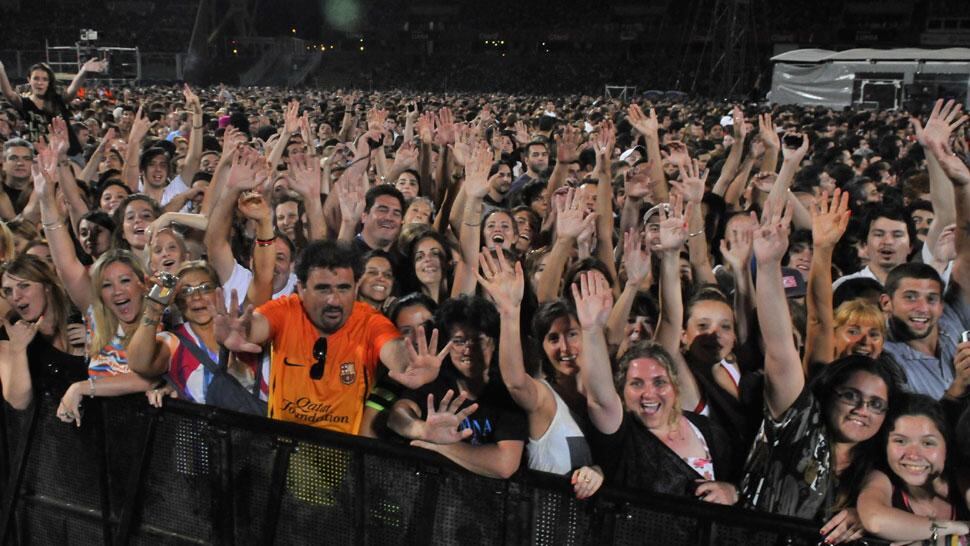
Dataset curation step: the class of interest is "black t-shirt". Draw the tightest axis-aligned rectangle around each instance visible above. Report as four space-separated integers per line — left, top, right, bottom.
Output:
18 95 83 155
401 366 529 446
0 324 87 399
589 411 735 496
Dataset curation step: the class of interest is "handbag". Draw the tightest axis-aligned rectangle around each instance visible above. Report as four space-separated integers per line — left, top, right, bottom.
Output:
173 331 267 416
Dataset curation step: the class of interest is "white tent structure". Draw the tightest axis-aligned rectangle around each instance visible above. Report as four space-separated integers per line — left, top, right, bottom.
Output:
768 48 970 109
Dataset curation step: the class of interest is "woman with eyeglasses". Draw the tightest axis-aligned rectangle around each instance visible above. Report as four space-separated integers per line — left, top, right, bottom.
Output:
857 393 970 544
0 254 86 409
128 261 242 404
739 201 901 545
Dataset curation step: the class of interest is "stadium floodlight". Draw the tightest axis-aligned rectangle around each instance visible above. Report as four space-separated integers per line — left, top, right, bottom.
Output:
80 29 99 41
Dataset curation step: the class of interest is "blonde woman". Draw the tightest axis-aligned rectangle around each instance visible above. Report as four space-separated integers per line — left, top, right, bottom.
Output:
34 147 158 425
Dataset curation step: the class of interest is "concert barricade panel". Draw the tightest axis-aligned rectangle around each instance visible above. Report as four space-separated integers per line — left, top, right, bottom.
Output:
0 395 891 546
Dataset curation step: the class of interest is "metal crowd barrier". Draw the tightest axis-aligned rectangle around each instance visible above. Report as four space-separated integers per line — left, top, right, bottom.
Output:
0 392 890 546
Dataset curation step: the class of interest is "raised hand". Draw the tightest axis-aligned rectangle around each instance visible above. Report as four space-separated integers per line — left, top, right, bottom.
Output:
624 163 654 202
555 125 581 164
0 315 42 354
390 325 452 390
31 146 59 198
183 84 202 116
129 105 152 142
48 117 70 159
413 390 478 445
336 172 366 225
80 57 108 74
719 215 755 272
226 147 268 192
416 111 435 145
572 271 614 330
627 104 659 137
593 120 616 164
283 100 300 135
657 192 690 253
393 140 419 170
209 288 262 353
781 132 809 163
672 159 707 204
513 120 531 146
810 189 851 250
751 171 776 193
463 140 492 199
753 199 793 265
921 98 970 186
288 153 322 199
623 229 652 286
366 107 388 132
758 112 780 151
434 107 456 146
731 105 748 141
236 190 271 222
477 249 524 314
556 187 596 240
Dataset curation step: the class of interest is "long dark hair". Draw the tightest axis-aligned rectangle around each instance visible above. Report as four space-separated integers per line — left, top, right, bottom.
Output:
875 393 965 516
26 63 63 111
810 355 903 512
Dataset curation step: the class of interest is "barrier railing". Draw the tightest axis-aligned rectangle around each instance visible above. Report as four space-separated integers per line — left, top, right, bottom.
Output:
0 392 889 545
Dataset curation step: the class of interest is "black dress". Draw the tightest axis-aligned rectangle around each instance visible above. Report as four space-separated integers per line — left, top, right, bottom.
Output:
0 325 87 401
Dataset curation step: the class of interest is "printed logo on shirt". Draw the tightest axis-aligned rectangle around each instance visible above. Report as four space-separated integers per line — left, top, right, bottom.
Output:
279 397 351 425
339 362 356 385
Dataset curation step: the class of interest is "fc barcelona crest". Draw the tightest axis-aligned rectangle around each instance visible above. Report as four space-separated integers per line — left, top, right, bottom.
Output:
339 362 356 385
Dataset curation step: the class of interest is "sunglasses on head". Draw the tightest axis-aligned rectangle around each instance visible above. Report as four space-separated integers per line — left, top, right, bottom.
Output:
311 337 327 380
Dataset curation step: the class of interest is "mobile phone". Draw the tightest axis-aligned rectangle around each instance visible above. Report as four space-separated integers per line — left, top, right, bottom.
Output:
961 331 970 343
783 134 803 148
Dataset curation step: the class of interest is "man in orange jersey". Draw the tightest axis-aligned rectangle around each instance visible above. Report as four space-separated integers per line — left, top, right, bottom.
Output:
215 240 446 434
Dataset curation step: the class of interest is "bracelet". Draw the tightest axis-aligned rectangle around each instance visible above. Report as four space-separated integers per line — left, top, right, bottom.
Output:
193 125 203 130
42 219 66 230
463 221 481 227
929 520 941 542
88 377 98 397
255 236 277 247
689 230 705 238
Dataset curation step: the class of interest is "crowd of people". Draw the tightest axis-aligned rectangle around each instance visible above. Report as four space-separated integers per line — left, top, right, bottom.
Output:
0 56 969 545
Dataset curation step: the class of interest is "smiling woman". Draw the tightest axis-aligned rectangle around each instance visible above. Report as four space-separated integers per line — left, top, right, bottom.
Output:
857 393 970 543
0 255 86 410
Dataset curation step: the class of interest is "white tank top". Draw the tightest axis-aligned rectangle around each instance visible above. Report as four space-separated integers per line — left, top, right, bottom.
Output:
526 380 593 475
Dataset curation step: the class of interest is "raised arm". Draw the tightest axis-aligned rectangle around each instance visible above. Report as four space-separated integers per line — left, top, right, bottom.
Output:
574 271 625 434
478 250 542 412
547 124 581 197
536 189 596 303
922 99 970 304
593 121 621 299
607 229 651 349
652 193 701 411
78 127 115 186
34 148 93 310
65 58 107 102
126 300 173 378
712 107 748 197
122 106 151 192
179 85 204 183
675 159 717 286
753 200 803 418
913 110 958 268
757 113 780 176
287 154 326 241
627 104 668 202
718 215 756 347
452 141 491 297
0 61 23 108
803 189 851 370
766 133 809 218
47 117 89 227
0 317 40 409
